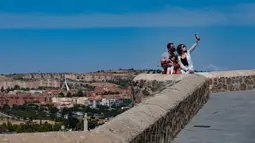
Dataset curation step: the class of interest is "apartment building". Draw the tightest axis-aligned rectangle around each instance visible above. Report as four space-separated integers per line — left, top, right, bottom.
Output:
0 95 52 108
0 79 61 90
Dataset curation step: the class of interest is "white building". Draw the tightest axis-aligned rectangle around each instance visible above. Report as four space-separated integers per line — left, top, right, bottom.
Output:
76 97 88 105
52 97 74 106
100 98 117 107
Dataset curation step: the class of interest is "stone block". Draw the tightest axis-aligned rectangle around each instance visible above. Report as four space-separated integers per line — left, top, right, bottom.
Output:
131 74 188 103
197 69 255 93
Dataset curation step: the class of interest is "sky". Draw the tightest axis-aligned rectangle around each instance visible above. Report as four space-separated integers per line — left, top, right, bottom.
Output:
0 0 255 73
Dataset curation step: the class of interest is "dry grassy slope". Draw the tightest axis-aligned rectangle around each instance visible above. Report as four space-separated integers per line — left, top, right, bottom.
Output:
0 75 11 80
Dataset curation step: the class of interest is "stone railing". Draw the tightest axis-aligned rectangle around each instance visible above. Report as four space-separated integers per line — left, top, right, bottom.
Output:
131 74 190 103
1 70 255 143
197 70 255 93
131 69 255 103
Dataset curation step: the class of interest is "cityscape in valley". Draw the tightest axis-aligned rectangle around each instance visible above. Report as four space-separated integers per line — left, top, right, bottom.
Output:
0 69 160 133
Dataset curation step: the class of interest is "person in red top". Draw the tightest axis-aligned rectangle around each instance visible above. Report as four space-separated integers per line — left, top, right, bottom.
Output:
167 54 181 74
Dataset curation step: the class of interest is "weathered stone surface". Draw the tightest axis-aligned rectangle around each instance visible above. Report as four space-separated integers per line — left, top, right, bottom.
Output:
197 69 255 93
129 75 209 143
240 84 247 90
94 75 209 143
131 74 189 103
0 131 120 143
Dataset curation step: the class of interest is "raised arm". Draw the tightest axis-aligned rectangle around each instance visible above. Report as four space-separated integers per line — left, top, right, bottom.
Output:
188 40 199 53
188 34 200 53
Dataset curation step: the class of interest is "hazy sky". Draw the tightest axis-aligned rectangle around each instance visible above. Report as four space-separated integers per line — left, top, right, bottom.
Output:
1 0 255 73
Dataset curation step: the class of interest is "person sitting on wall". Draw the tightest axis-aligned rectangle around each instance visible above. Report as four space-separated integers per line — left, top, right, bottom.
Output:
177 34 200 74
160 58 168 74
161 43 180 74
167 54 181 74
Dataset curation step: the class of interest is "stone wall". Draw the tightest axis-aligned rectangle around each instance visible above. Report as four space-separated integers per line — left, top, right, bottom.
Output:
131 74 189 103
0 75 209 143
197 70 255 93
132 70 255 103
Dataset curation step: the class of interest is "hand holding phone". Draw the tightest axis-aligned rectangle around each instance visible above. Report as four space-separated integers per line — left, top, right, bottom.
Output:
195 34 200 41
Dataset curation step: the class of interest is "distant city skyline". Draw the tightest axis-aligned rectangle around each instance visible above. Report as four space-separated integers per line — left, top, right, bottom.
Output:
1 0 255 73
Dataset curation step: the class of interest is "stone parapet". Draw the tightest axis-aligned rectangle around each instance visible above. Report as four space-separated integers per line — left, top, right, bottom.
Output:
131 74 189 103
197 69 255 92
0 75 209 143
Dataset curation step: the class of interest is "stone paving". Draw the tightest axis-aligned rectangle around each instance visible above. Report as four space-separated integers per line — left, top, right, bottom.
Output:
173 90 255 143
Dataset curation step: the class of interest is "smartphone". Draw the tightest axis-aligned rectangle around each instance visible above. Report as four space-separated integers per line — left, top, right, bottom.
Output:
195 34 200 40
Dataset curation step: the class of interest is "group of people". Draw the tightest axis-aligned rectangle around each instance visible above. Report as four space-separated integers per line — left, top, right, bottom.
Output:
160 34 200 74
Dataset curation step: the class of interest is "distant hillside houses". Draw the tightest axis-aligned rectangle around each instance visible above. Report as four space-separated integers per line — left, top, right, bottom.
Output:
0 79 61 90
22 72 134 82
23 73 67 80
65 73 113 82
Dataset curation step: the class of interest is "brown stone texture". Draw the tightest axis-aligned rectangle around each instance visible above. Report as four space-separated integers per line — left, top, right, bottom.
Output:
197 70 255 93
131 74 190 104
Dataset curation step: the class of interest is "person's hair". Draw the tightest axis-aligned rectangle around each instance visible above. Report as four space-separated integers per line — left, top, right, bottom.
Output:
167 43 174 49
177 44 185 55
167 43 175 53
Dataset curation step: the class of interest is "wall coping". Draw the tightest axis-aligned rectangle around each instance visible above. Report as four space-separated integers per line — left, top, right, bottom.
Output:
133 69 255 82
133 74 190 81
196 69 255 78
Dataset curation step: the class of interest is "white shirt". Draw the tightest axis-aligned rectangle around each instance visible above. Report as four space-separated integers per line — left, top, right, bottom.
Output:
161 52 169 59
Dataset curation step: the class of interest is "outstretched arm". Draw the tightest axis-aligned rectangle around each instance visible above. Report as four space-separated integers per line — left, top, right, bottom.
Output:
188 34 200 53
188 40 199 53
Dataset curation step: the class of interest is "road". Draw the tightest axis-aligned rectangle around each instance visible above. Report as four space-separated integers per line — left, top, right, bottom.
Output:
173 90 255 143
0 111 13 118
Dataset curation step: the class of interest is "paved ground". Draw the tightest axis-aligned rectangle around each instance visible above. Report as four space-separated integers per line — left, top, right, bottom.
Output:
173 90 255 143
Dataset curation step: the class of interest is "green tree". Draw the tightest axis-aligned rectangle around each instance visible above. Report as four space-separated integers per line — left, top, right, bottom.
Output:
75 90 83 97
38 122 52 132
58 92 64 97
66 92 72 97
88 120 98 130
67 117 79 129
16 125 24 133
14 85 20 90
0 86 4 92
49 107 59 115
3 104 10 110
6 121 16 132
